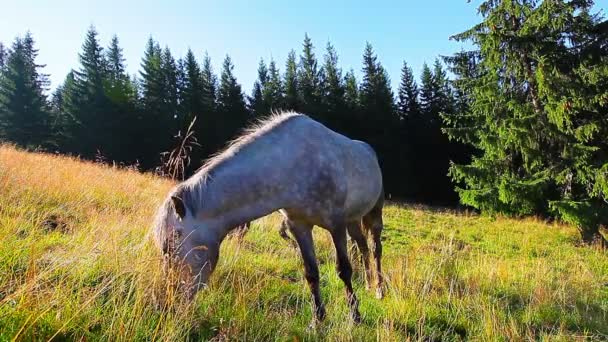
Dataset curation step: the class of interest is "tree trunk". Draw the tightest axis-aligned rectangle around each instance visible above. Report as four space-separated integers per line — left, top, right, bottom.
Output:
578 225 608 249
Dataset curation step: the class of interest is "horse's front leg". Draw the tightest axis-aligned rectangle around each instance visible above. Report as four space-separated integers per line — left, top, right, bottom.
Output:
287 220 326 324
330 223 361 323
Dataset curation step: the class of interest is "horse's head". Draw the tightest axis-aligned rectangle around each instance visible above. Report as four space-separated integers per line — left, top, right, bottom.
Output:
153 189 220 296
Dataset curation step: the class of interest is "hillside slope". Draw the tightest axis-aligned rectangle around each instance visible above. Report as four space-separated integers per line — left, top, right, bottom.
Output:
0 145 607 341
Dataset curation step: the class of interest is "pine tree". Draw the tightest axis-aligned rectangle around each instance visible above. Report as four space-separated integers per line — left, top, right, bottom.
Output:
217 55 249 145
320 42 345 130
0 33 50 147
298 34 322 117
445 0 608 245
181 49 204 126
283 50 299 111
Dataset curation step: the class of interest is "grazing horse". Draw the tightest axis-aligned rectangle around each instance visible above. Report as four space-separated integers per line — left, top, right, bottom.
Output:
153 112 384 323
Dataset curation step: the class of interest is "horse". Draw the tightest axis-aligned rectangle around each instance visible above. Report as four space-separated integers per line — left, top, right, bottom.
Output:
153 112 384 324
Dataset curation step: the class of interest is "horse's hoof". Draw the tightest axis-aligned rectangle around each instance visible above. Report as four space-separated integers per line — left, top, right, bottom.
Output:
375 287 384 299
351 311 362 324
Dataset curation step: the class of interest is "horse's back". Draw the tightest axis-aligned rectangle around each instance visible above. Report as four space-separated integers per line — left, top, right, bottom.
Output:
282 115 383 219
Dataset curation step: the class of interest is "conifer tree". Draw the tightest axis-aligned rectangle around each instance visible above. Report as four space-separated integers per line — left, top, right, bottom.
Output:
342 69 361 137
217 55 249 145
196 52 219 160
103 35 138 160
396 61 420 120
263 59 284 111
0 33 50 147
359 42 397 191
140 38 163 114
138 37 173 166
181 49 204 126
320 42 345 130
283 50 299 111
200 52 217 116
359 42 395 128
249 58 269 116
0 42 7 70
445 0 608 245
344 69 359 113
298 34 322 117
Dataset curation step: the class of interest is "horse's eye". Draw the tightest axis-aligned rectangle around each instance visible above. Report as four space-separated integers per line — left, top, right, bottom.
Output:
174 229 183 238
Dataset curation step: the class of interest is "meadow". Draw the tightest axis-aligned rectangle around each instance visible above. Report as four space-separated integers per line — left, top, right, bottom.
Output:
0 144 607 341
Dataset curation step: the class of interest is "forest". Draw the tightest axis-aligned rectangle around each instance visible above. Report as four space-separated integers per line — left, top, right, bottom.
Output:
1 0 607 244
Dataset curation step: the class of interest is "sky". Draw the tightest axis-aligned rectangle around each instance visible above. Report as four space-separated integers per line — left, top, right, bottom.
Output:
1 0 606 94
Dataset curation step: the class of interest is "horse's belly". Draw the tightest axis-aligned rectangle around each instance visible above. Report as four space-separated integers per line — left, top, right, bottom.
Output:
343 156 382 219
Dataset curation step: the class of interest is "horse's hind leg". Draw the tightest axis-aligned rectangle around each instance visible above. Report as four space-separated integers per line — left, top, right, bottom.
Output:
278 218 297 249
362 199 384 299
329 220 361 323
287 219 326 324
347 222 372 291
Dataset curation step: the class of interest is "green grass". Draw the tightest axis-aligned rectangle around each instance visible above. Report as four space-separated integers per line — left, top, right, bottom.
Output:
1 145 607 341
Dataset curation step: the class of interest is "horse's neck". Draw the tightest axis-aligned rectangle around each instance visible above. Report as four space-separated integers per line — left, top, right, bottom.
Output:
193 156 283 235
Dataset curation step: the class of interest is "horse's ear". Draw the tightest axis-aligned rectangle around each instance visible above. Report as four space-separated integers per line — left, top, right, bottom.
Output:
171 196 186 219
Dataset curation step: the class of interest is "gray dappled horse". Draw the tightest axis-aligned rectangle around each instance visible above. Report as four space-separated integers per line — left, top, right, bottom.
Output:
153 112 384 324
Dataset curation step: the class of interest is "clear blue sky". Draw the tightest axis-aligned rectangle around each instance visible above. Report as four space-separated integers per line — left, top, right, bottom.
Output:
1 0 606 94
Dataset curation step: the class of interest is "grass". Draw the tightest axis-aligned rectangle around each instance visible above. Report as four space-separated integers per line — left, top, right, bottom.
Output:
0 144 607 341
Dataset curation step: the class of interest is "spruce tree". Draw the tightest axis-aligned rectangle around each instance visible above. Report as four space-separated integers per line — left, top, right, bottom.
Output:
0 42 7 70
104 35 138 161
283 50 299 111
61 26 112 156
320 42 345 130
249 58 269 116
0 33 50 147
298 34 322 117
445 0 608 245
181 49 204 126
140 37 163 116
263 59 284 112
216 55 249 146
416 60 461 203
200 52 217 117
396 61 420 121
342 69 361 137
139 37 172 166
359 42 397 191
359 42 395 129
197 52 219 161
344 69 359 113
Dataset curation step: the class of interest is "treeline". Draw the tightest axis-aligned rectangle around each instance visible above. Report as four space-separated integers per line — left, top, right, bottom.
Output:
0 28 469 204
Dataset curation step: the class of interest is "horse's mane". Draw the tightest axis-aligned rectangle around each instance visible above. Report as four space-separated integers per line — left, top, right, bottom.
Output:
199 111 303 172
155 111 305 224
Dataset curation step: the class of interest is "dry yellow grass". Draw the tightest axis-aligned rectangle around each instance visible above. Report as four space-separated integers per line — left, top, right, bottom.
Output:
1 144 607 341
